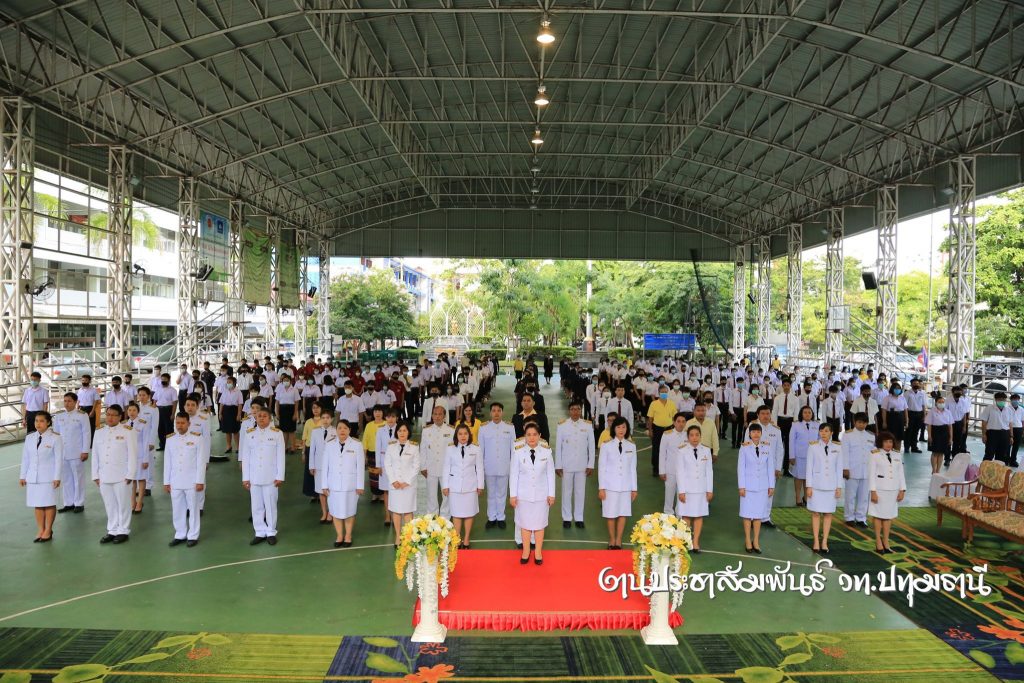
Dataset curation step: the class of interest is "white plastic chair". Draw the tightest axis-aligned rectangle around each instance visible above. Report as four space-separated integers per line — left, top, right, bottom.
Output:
929 452 974 500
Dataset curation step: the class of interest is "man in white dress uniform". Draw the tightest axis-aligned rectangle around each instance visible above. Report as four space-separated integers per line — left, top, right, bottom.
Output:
92 405 138 544
164 412 207 546
420 405 455 518
242 407 286 545
555 401 595 528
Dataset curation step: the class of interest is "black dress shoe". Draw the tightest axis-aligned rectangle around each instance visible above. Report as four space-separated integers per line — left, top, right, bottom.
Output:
497 520 506 529
250 536 266 545
169 538 185 547
112 535 128 544
186 539 198 547
753 547 762 554
100 534 115 544
845 520 856 526
692 547 701 554
57 505 73 513
145 489 152 497
73 506 84 513
267 536 277 546
534 557 543 565
820 547 829 554
333 541 344 548
341 541 352 548
485 520 495 529
575 521 585 529
132 509 141 515
762 520 776 528
563 521 571 529
38 535 52 543
33 537 41 543
516 542 523 549
858 521 869 528
745 546 753 553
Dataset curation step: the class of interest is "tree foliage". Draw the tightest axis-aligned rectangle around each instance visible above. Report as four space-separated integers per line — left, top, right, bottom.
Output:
327 269 416 348
971 191 1024 350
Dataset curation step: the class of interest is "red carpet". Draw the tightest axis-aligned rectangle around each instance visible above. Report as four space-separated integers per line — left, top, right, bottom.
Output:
413 549 683 632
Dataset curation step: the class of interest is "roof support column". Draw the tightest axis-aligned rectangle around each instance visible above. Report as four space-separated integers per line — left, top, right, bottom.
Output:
825 208 845 367
295 230 308 359
876 185 898 369
755 234 772 364
317 239 331 358
732 245 748 359
106 146 132 374
227 199 246 361
787 223 802 361
947 156 976 385
0 97 34 384
265 217 281 355
176 177 199 369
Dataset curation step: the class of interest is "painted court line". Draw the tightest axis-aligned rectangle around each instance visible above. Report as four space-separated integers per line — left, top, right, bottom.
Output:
0 539 836 623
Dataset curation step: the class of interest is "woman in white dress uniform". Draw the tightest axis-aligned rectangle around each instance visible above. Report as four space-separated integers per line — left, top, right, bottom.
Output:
737 423 775 553
124 402 155 514
597 417 638 550
805 423 843 554
321 419 364 548
384 421 421 547
443 424 484 549
309 409 335 524
509 423 555 564
19 411 62 542
789 405 817 507
674 424 714 552
869 431 906 554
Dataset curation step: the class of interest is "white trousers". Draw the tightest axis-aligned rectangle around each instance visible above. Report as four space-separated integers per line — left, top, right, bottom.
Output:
61 459 85 507
560 470 587 521
99 481 133 535
485 474 508 521
845 477 870 522
145 450 155 487
425 474 450 518
171 488 201 540
662 472 677 515
250 484 279 537
761 485 775 522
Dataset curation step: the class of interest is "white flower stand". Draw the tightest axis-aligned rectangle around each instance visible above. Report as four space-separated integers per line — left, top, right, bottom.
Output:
411 553 447 643
640 554 678 645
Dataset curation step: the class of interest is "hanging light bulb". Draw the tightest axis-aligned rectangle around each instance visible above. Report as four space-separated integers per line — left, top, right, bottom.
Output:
537 16 555 44
530 185 540 194
531 127 544 145
534 84 549 106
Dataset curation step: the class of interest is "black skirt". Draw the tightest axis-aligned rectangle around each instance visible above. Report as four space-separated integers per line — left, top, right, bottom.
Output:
887 412 906 440
278 404 297 432
929 424 951 457
219 404 241 434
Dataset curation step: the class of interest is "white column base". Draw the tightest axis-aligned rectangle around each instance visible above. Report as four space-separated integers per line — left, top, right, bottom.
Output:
641 554 679 646
411 622 448 644
640 622 678 646
411 553 447 643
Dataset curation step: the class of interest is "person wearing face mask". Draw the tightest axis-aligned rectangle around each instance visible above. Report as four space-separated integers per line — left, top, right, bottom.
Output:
22 371 50 435
334 381 363 436
981 391 1014 464
868 432 906 554
1009 394 1024 468
275 375 301 451
77 374 99 440
924 396 953 474
152 372 178 450
420 384 444 424
949 384 971 456
646 385 678 479
200 362 216 409
841 413 874 526
176 364 194 413
743 384 764 429
242 407 286 545
300 376 322 421
820 385 843 440
728 378 748 448
714 379 730 439
879 382 909 452
904 379 926 453
218 374 243 455
103 376 128 411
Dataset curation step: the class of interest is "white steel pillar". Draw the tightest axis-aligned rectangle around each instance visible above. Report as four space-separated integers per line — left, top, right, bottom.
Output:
0 97 34 383
265 217 281 354
106 146 132 373
825 207 845 366
295 230 308 359
732 245 747 358
756 234 771 353
227 199 245 361
876 185 898 368
317 239 331 357
947 156 977 384
177 177 199 368
787 223 802 359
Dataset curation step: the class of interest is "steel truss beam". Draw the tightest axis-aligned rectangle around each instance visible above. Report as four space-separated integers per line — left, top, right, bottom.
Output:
733 245 748 358
177 177 199 369
947 156 977 385
756 234 772 351
787 224 802 358
228 199 246 360
825 207 845 366
627 0 806 208
0 97 34 384
265 217 281 353
317 239 331 357
298 0 440 208
106 145 132 373
295 230 308 358
876 185 898 369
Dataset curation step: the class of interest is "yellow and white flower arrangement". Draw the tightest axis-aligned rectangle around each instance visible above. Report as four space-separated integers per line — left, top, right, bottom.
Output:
395 514 461 597
630 512 692 609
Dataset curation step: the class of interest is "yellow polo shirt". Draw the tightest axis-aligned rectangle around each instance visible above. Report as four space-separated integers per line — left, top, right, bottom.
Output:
646 398 678 428
598 429 612 448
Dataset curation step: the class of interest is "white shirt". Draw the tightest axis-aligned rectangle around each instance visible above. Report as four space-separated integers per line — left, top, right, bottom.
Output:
555 418 596 472
91 423 139 484
53 409 91 458
241 425 286 484
841 428 875 479
22 385 49 411
982 404 1014 431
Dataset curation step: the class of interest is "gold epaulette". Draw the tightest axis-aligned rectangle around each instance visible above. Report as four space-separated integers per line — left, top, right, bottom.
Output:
583 419 592 424
741 441 752 446
409 440 418 445
247 427 256 433
832 440 842 444
189 431 201 436
515 442 525 450
271 426 281 432
541 440 549 447
389 439 397 444
809 440 819 445
559 418 567 424
871 448 880 453
199 414 208 420
124 424 133 430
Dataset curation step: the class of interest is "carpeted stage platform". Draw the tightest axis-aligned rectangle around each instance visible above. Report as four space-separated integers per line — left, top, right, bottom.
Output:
413 549 683 632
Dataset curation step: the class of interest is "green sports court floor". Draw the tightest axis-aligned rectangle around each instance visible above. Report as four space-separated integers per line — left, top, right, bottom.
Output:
0 375 1016 682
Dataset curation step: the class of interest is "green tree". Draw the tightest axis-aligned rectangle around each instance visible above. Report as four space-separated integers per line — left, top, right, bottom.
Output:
327 270 416 352
972 191 1024 350
476 259 542 352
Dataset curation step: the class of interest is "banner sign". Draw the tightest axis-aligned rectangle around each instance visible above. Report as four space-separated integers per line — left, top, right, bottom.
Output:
241 227 271 305
279 239 301 310
643 333 697 350
199 211 230 282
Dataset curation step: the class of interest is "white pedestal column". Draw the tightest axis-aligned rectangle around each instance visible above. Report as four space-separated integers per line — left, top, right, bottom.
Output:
640 554 678 645
411 553 447 643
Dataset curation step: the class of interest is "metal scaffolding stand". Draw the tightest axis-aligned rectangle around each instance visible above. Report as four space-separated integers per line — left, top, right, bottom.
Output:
876 185 898 370
265 217 281 353
787 223 802 359
732 245 747 358
107 146 132 374
317 239 331 356
947 156 977 388
295 230 308 357
176 177 199 368
227 199 246 360
824 207 845 366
